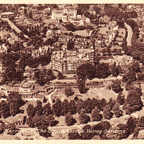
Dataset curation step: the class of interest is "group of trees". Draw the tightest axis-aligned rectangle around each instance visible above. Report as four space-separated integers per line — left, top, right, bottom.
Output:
76 62 122 93
0 92 25 118
34 68 56 86
0 52 24 84
26 101 57 130
68 113 144 140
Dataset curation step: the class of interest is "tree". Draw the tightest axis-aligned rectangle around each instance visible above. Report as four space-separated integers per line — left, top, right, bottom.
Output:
92 121 111 137
116 92 125 105
68 100 77 115
26 116 34 128
78 109 90 124
37 124 51 138
65 87 74 97
52 98 62 117
91 98 99 110
95 63 111 78
98 98 107 111
27 104 35 117
84 98 93 114
77 79 87 94
116 124 130 139
103 105 113 120
127 71 137 82
76 63 96 80
107 98 116 109
91 107 103 122
129 61 140 73
35 100 43 117
9 103 20 116
65 112 76 126
41 114 56 126
32 114 42 127
0 123 5 134
76 99 84 114
57 72 64 79
109 63 119 77
106 123 130 139
137 72 144 80
126 117 136 134
46 69 56 81
7 92 24 107
68 129 81 139
67 39 75 50
42 103 53 116
29 11 33 19
123 89 143 114
61 99 69 116
139 116 144 127
43 97 47 103
111 80 123 93
112 103 123 118
122 73 129 82
1 100 10 118
80 125 95 139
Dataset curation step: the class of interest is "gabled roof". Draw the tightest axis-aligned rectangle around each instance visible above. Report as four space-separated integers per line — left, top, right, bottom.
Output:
52 9 63 14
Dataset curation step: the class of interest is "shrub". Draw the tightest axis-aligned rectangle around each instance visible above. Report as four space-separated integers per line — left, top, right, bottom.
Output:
6 123 20 135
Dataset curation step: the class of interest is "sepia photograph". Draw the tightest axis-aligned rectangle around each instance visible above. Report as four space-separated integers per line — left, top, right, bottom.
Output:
0 2 144 140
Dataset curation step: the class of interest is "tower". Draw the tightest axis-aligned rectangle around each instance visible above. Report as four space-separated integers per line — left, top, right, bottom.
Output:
90 38 96 66
90 46 95 66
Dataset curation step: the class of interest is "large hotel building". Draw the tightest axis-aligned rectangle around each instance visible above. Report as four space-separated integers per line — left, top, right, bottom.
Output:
51 40 97 74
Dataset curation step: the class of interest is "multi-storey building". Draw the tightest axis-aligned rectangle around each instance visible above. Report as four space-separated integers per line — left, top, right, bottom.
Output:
51 43 96 74
51 8 77 21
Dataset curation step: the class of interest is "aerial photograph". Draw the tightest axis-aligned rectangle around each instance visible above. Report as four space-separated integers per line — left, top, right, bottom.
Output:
0 3 144 140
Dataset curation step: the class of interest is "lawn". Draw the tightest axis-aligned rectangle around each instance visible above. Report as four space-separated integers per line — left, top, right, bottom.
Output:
50 87 118 103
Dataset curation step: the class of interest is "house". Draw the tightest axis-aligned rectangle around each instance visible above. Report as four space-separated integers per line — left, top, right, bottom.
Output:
1 12 14 18
79 14 90 25
51 8 77 22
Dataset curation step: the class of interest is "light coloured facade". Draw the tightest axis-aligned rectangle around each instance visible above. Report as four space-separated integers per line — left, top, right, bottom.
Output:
51 8 77 21
51 45 96 74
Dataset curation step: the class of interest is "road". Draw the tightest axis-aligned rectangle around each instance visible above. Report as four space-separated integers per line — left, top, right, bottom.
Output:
124 22 133 46
2 18 29 39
